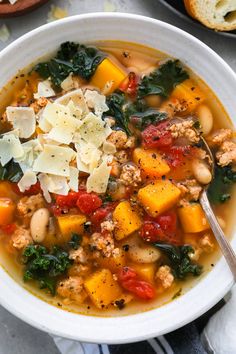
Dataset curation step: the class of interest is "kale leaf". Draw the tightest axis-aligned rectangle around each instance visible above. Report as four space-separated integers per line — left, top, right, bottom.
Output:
208 165 236 204
0 159 23 183
106 91 131 135
105 91 167 134
68 233 82 250
153 243 202 279
23 245 72 295
138 60 189 98
34 41 106 87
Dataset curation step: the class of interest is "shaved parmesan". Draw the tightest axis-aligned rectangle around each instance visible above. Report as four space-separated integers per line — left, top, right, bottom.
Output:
84 90 109 117
67 100 83 120
38 174 51 202
75 140 101 166
17 170 37 193
86 158 111 193
6 107 36 138
79 112 112 148
69 167 79 192
41 102 82 144
33 144 75 177
56 89 88 114
61 74 75 92
34 80 55 99
0 134 24 166
103 141 116 154
15 139 43 172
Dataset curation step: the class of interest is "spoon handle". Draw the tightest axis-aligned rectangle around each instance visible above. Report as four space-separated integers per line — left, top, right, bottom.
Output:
200 190 236 282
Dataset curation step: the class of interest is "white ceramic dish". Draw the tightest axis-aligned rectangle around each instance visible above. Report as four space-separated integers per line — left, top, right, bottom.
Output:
0 13 235 344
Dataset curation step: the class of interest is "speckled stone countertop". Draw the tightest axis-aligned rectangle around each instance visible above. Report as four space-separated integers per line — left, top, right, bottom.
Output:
0 1 235 353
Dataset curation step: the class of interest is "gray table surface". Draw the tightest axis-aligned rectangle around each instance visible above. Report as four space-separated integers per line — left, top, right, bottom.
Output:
0 1 235 353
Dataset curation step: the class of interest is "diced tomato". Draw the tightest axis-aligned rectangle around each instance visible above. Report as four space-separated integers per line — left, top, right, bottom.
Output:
164 146 191 168
11 181 41 196
142 122 173 149
156 211 177 237
56 191 85 208
1 223 16 235
50 204 69 216
140 221 165 242
76 193 102 215
118 267 155 300
90 204 116 226
121 279 155 300
119 72 138 96
118 266 137 282
141 211 180 245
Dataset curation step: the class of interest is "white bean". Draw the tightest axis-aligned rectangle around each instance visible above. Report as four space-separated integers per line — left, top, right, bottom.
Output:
192 159 212 185
196 104 213 136
30 208 50 243
126 235 161 263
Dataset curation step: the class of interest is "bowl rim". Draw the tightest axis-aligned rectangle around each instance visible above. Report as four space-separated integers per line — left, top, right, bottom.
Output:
0 12 235 344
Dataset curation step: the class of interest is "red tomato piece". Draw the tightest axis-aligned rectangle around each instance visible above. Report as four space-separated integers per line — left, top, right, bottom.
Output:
56 191 84 208
118 266 137 282
118 267 155 299
121 278 155 300
140 221 165 242
141 211 180 245
76 193 102 215
50 204 69 216
142 122 173 149
156 211 177 237
1 223 16 235
90 204 116 226
119 72 138 96
165 146 191 168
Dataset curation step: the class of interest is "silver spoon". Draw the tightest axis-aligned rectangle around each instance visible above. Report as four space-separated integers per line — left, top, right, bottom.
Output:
199 136 236 282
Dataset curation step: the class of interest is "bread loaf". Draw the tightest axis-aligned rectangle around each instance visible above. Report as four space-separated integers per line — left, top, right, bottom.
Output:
184 0 236 31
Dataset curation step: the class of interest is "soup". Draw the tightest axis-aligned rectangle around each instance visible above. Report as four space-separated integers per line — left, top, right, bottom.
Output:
0 41 235 316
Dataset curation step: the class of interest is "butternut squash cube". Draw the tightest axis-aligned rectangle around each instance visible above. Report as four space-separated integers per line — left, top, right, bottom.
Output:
113 201 142 240
133 148 170 179
171 79 206 114
84 269 122 308
57 214 86 241
131 262 156 283
178 203 210 233
0 198 15 226
90 58 127 94
97 251 126 273
138 180 181 217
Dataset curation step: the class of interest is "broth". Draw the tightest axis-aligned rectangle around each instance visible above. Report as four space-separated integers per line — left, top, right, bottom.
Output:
0 40 235 316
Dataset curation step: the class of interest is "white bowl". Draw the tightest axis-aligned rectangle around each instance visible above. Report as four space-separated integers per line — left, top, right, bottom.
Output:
0 13 235 344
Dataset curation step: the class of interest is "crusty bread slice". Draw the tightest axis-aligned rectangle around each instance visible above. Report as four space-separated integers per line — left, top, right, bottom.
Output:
184 0 236 31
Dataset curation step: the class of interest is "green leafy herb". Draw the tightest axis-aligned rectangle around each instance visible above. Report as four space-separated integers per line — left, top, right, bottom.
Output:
106 91 131 135
106 92 167 133
23 245 72 295
153 243 202 279
34 41 106 87
208 165 236 204
138 60 189 98
0 159 23 183
128 108 167 130
102 194 113 203
68 233 82 250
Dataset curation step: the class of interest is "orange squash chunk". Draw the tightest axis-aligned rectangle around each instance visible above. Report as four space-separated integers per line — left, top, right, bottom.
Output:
133 148 170 179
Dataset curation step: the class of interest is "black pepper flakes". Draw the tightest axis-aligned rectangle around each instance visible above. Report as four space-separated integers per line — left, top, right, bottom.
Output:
115 299 125 310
